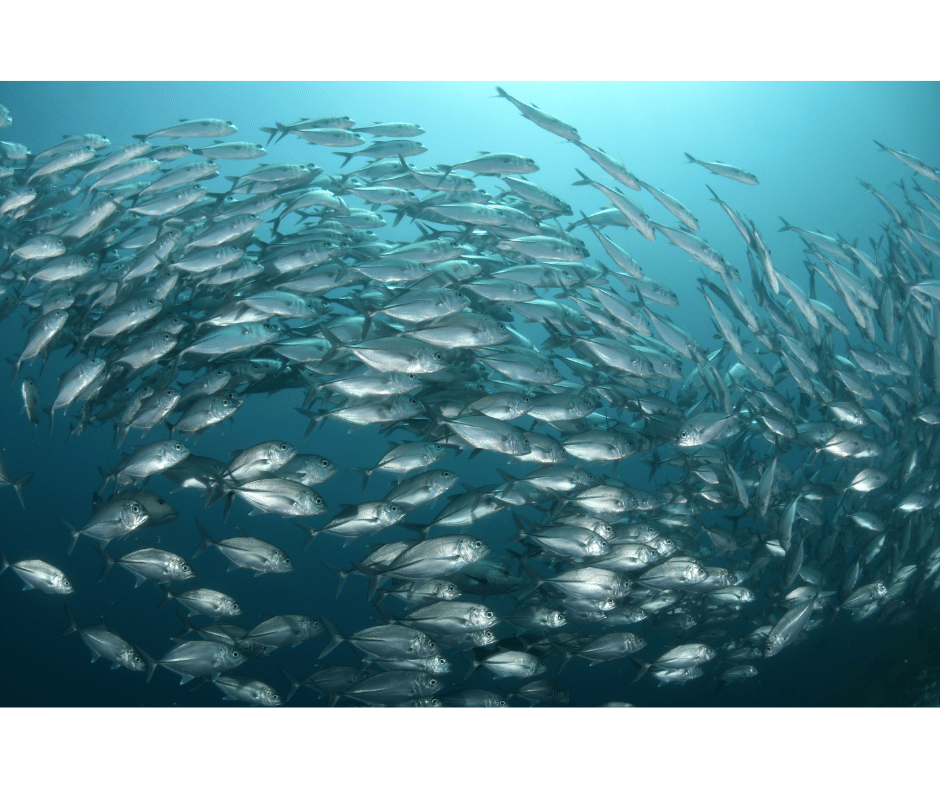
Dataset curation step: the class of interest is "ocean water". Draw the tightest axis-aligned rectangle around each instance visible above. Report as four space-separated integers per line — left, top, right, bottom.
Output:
2 81 940 711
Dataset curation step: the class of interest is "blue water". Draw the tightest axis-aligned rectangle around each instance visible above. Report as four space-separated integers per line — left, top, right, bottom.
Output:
2 82 940 708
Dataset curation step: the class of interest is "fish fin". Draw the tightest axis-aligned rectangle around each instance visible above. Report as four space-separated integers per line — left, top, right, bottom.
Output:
12 473 32 509
318 617 345 659
139 648 156 683
280 669 302 703
192 518 213 559
58 517 79 556
630 657 651 683
93 544 114 581
62 605 78 636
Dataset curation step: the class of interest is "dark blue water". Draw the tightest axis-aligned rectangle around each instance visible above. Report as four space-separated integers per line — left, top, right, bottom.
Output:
2 82 940 717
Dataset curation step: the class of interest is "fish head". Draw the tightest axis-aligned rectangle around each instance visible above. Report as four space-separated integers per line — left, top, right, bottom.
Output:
587 537 610 557
411 633 440 659
120 646 149 673
235 639 275 659
53 573 76 594
222 647 247 670
471 629 497 647
168 556 195 581
459 537 491 565
379 503 405 526
415 673 441 698
273 550 294 573
222 599 242 618
426 656 451 675
120 500 151 530
434 582 460 600
258 687 282 706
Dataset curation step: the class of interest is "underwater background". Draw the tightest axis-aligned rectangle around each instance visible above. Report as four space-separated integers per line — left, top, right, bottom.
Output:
2 81 940 711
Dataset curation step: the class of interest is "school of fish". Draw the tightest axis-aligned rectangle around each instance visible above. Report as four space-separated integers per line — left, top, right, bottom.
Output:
2 87 940 706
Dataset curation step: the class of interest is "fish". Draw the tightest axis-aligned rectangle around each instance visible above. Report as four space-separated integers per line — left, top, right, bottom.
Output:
684 152 759 185
62 606 154 680
2 83 939 710
0 549 74 594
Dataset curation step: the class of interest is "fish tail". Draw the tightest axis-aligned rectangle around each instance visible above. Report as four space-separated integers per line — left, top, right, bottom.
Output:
463 657 481 681
94 543 115 581
333 151 355 168
221 492 235 524
630 657 651 683
173 607 193 640
684 152 698 164
0 547 7 575
62 605 78 636
321 561 350 599
157 587 173 610
139 647 156 683
349 466 371 493
58 517 80 556
293 520 318 552
317 617 345 659
280 669 302 703
572 168 592 186
12 472 32 509
192 518 214 559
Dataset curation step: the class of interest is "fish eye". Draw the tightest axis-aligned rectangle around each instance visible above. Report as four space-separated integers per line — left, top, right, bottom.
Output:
485 611 494 618
64 580 71 587
222 399 229 405
442 471 450 478
182 564 190 572
132 504 141 512
320 459 329 467
174 443 182 450
284 558 291 564
473 540 482 548
280 443 288 450
232 651 239 657
158 499 166 505
315 497 323 505
429 679 438 686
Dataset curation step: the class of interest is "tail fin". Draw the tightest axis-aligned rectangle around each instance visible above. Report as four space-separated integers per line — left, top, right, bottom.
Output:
317 617 346 659
173 607 194 640
139 647 157 683
58 518 80 556
192 518 214 559
62 605 78 636
630 657 651 683
94 544 115 581
280 669 303 703
10 473 32 509
321 561 351 599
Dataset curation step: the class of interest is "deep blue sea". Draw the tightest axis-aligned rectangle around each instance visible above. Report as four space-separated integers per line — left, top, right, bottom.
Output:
2 82 940 728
